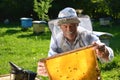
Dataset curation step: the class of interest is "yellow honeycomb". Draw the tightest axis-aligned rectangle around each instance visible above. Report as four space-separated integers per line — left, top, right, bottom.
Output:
43 45 100 80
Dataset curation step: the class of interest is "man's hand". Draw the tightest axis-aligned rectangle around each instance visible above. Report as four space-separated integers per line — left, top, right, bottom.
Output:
37 61 48 76
92 42 109 61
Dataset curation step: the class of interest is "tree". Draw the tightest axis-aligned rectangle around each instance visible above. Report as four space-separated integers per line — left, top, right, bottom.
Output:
33 0 53 21
91 0 120 19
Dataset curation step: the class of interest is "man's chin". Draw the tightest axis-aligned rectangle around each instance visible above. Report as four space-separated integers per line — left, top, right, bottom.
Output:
66 35 75 39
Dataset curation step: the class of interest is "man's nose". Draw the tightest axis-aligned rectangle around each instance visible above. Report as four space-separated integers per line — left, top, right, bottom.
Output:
67 26 72 31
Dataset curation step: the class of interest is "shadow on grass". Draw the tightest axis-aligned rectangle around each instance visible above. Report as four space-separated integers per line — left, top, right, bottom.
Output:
0 29 21 37
0 26 51 40
17 31 51 40
5 29 21 34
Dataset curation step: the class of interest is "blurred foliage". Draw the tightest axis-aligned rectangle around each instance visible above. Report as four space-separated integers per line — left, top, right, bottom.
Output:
0 0 120 22
33 0 53 21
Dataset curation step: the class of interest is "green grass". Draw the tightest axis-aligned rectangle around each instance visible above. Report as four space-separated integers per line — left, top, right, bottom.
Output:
0 23 51 75
0 22 120 80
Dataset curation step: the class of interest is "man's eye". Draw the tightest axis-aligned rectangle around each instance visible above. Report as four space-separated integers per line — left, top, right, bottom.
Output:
70 25 73 27
65 26 68 28
63 25 67 28
70 25 74 27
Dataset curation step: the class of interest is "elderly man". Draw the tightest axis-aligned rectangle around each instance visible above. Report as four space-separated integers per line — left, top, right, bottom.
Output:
37 7 114 76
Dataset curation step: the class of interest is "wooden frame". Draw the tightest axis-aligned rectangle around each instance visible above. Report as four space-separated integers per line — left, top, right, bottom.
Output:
41 45 101 80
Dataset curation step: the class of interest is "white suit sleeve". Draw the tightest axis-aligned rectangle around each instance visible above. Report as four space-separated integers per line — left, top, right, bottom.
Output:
48 36 58 57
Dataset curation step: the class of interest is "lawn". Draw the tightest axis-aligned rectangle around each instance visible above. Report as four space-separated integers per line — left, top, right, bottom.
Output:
0 21 120 80
0 23 51 75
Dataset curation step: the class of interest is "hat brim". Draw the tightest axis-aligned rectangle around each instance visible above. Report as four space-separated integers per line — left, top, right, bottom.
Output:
57 17 80 26
48 17 80 26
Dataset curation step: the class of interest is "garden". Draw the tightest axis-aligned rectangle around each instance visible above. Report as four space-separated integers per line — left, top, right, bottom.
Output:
0 0 120 79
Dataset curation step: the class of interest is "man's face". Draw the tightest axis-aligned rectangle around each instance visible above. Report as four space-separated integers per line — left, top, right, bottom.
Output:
60 23 78 40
